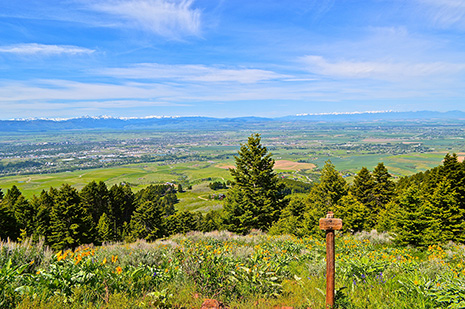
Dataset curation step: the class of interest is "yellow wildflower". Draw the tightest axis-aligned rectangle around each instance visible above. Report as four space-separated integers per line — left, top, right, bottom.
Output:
116 266 123 274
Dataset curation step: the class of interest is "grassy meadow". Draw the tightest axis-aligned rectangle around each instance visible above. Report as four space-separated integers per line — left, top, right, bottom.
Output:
1 231 464 308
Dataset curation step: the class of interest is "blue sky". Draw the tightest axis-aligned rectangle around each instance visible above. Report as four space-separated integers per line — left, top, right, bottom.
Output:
0 0 464 119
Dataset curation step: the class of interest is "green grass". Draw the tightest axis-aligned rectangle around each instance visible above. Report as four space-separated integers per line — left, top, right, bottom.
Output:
0 161 233 200
176 183 225 213
2 232 464 308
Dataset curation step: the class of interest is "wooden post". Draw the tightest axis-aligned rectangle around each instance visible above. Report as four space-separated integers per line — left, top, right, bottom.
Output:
319 211 342 309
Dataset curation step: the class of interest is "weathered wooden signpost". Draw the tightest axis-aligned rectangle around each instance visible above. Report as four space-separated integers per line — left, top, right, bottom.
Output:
319 211 343 308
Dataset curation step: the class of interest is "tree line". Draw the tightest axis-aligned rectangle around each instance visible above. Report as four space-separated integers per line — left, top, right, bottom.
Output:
221 134 465 247
1 134 463 249
0 182 209 250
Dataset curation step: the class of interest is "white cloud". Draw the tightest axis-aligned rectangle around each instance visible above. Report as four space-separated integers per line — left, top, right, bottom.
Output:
96 63 287 83
89 0 202 38
0 43 95 55
301 55 465 80
416 0 465 29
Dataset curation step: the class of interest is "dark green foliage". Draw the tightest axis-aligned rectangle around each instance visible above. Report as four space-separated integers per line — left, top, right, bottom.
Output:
351 167 375 207
108 183 135 240
165 210 203 235
30 190 53 243
129 200 165 241
372 163 395 213
209 181 227 190
269 196 307 236
279 178 313 195
49 184 94 250
303 160 348 234
391 185 428 246
14 196 35 240
0 185 24 240
202 210 222 232
80 181 109 228
136 184 177 217
312 160 348 208
97 212 113 242
222 134 288 234
0 203 16 240
334 193 369 233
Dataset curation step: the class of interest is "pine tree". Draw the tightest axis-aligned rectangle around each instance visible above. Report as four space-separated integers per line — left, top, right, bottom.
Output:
222 134 287 234
269 196 307 237
0 203 16 240
0 185 24 239
80 181 109 227
303 160 348 234
49 184 94 250
334 193 369 233
423 179 465 244
97 213 113 242
392 185 428 246
108 183 135 240
14 195 35 240
352 167 375 204
314 160 348 208
130 200 165 241
30 190 53 243
371 163 395 226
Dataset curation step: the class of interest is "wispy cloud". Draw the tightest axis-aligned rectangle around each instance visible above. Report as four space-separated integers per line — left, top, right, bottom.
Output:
88 0 202 38
416 0 465 29
96 63 287 83
0 43 95 55
301 55 465 80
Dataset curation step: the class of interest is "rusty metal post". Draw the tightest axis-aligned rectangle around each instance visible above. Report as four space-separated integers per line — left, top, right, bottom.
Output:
319 211 342 309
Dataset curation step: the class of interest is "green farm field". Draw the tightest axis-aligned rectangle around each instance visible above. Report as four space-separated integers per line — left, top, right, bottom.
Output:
1 123 464 201
0 151 451 199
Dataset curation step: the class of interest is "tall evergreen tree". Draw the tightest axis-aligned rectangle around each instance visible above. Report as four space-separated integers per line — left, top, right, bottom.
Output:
49 184 94 250
371 163 395 225
30 190 53 243
303 160 348 234
130 200 165 241
314 160 348 208
108 183 135 240
334 193 369 233
423 179 465 244
97 212 113 242
351 167 375 205
0 185 25 239
80 181 109 227
14 195 35 240
222 134 287 234
392 185 428 246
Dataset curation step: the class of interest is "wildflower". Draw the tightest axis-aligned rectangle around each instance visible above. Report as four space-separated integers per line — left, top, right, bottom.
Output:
102 257 107 265
116 266 123 274
36 270 41 275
